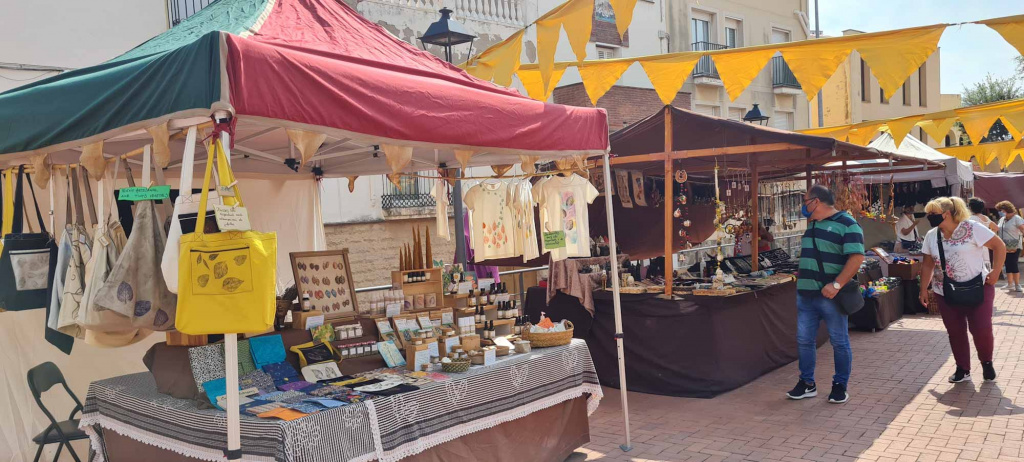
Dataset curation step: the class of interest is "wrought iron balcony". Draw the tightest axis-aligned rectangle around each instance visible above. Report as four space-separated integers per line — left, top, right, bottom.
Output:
771 56 801 89
692 41 730 79
381 175 438 210
169 0 215 26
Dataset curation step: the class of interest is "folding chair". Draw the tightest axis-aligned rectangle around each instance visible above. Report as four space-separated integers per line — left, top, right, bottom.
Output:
27 362 93 462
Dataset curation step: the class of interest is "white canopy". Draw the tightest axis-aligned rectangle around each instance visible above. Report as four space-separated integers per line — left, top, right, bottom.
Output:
852 132 974 187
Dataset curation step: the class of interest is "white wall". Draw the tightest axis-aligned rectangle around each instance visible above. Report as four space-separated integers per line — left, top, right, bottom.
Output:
0 0 167 92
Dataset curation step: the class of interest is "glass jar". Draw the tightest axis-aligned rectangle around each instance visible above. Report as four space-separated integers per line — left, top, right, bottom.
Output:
354 324 364 337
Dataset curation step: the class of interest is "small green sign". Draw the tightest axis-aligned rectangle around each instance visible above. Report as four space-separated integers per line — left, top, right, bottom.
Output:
118 186 171 201
543 231 566 249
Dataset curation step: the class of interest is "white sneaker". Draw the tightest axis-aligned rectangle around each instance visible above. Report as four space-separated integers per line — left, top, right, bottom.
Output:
1016 284 1022 292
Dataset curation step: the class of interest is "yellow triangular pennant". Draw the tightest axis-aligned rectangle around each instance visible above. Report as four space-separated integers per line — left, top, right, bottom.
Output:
979 15 1024 56
29 152 51 189
286 129 327 166
609 0 639 38
638 53 702 105
559 0 594 63
780 44 852 101
579 60 634 105
146 121 171 168
958 111 1002 145
710 48 777 101
346 176 358 193
917 113 958 145
799 126 852 142
535 19 561 95
381 144 413 174
856 25 945 100
517 64 569 101
884 115 924 147
79 140 107 181
454 149 475 170
847 122 884 146
489 31 524 87
1002 109 1024 140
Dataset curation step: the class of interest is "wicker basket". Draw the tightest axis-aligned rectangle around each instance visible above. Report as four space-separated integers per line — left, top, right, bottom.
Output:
442 359 471 373
522 321 574 348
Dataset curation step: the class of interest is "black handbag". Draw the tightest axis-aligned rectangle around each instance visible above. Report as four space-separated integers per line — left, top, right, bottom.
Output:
936 230 985 308
0 166 59 311
810 222 864 315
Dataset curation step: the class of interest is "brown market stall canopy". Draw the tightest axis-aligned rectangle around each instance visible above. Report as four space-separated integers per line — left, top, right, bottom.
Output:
604 106 943 294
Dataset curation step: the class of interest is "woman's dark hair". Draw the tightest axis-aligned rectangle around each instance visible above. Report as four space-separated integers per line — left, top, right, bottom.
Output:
968 197 986 214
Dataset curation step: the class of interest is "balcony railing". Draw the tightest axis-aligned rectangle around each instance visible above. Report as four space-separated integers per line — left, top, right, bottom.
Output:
381 174 438 210
771 56 801 89
369 0 526 26
168 0 215 26
692 41 730 79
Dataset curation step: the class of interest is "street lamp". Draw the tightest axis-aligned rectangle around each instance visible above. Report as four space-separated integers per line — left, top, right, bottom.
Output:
418 8 477 64
742 103 771 126
419 8 477 266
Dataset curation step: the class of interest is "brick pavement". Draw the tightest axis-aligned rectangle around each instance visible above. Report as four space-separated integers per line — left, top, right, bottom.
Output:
578 289 1024 462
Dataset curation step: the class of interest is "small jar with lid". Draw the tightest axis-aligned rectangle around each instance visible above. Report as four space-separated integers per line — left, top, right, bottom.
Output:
354 324 364 337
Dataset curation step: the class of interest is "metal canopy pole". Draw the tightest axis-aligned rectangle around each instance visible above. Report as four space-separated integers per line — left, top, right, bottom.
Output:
452 169 467 265
602 151 632 452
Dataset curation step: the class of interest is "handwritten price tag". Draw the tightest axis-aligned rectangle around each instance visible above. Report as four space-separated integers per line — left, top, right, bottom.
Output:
214 205 252 231
118 186 170 201
543 231 566 249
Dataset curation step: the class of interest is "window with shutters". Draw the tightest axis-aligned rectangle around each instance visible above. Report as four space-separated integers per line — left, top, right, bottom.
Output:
596 45 618 60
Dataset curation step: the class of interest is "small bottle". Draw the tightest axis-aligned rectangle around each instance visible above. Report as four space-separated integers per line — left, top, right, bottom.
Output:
474 306 483 323
489 284 497 303
468 289 477 308
302 294 312 312
355 324 363 337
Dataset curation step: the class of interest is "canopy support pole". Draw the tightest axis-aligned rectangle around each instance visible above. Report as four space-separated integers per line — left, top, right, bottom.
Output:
751 161 760 272
453 169 467 265
663 106 673 296
602 151 632 452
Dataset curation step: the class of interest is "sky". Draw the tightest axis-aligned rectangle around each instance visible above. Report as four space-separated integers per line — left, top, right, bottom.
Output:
809 0 1023 95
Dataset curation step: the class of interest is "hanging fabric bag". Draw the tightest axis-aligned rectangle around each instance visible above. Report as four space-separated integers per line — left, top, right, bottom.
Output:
175 137 277 335
42 167 76 354
94 146 177 331
161 126 222 293
0 166 59 311
56 168 93 338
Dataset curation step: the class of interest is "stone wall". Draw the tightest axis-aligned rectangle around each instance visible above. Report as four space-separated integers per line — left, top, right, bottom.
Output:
553 83 692 132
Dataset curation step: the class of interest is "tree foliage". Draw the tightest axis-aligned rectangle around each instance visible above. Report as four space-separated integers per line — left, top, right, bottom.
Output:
957 73 1023 144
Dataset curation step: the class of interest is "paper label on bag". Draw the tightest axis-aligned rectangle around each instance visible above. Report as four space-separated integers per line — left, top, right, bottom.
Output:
217 185 237 197
457 282 474 294
304 315 324 330
444 336 460 354
495 294 511 303
214 205 251 231
385 303 402 317
483 348 496 366
427 341 439 358
543 231 566 249
118 186 171 201
441 312 454 325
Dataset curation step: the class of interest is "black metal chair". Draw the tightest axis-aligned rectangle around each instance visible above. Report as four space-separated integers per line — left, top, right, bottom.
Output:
27 362 93 462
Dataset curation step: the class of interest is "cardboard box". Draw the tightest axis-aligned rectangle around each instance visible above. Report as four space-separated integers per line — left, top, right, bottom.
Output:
460 334 481 352
405 341 431 371
888 261 920 280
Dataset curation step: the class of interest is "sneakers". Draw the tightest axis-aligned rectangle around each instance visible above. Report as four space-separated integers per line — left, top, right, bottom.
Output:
982 362 997 382
786 380 817 399
828 382 850 404
949 366 971 383
1016 284 1022 292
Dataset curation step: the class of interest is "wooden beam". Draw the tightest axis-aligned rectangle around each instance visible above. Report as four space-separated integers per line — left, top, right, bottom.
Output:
669 142 805 160
608 152 667 165
751 161 760 272
663 106 674 296
805 149 812 192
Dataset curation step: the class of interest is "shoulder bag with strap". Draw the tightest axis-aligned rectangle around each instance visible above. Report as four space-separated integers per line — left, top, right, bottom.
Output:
175 136 277 335
810 220 864 315
936 228 985 308
0 166 59 311
93 146 177 331
56 167 93 337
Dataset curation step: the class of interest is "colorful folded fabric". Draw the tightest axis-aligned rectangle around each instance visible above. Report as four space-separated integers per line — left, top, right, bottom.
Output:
278 380 316 392
307 385 350 397
202 378 229 410
262 361 300 387
249 334 286 370
303 398 347 409
238 371 276 394
284 402 322 414
245 401 285 416
188 344 226 393
257 406 308 421
256 390 307 403
237 339 257 375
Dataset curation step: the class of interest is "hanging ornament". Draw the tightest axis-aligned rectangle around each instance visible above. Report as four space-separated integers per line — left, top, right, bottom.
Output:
679 195 687 205
683 220 692 228
679 229 686 237
726 189 732 197
675 170 688 183
673 208 682 218
725 224 736 235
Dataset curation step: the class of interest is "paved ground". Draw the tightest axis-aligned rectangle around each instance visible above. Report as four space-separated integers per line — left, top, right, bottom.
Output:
577 288 1024 462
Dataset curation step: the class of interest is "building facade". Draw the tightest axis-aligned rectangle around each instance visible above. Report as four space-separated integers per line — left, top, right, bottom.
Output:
665 0 812 130
813 29 944 147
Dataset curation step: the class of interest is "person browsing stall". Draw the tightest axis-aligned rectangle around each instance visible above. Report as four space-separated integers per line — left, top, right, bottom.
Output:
786 185 864 404
995 201 1024 292
895 205 921 251
919 197 1004 383
967 197 997 271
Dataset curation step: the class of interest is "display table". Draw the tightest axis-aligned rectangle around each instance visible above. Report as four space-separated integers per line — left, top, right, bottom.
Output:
524 286 594 338
849 284 905 331
81 341 602 462
584 281 827 398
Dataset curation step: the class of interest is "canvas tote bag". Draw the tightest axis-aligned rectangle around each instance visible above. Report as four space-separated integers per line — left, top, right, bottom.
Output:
161 126 222 293
94 147 177 331
56 168 94 337
43 168 76 354
175 137 277 335
0 166 59 311
77 159 151 347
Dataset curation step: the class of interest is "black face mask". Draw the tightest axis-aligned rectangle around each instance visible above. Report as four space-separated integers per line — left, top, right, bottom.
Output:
926 213 945 228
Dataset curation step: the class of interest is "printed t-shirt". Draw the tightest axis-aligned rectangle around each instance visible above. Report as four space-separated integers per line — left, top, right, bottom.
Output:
920 220 995 296
430 179 450 242
463 181 515 260
532 174 599 261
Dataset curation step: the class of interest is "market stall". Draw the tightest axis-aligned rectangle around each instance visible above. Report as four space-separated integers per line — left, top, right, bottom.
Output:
0 0 627 460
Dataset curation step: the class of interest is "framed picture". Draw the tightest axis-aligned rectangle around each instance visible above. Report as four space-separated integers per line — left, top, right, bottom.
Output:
290 249 359 320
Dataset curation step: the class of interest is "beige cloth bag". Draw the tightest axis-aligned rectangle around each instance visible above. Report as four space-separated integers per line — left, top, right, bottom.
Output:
55 168 95 338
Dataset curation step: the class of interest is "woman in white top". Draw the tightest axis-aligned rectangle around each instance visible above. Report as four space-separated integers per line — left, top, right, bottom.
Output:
919 197 1005 383
967 197 997 271
995 201 1024 292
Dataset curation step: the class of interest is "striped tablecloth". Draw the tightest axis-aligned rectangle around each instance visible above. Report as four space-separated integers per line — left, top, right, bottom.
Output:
81 339 602 462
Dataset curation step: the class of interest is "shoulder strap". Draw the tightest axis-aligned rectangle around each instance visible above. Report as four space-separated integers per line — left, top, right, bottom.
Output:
24 172 48 235
10 166 25 234
809 221 826 280
80 167 98 227
70 168 86 227
936 231 948 273
64 168 73 228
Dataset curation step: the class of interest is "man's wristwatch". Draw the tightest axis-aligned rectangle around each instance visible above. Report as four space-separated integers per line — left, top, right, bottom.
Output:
831 281 842 290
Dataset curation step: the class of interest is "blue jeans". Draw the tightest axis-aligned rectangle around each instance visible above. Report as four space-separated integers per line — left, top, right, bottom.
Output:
796 293 852 386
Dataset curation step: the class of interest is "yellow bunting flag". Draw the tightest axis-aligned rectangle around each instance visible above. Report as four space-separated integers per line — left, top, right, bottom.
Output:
346 176 358 193
29 152 51 189
491 164 513 177
146 121 171 168
579 60 634 104
535 20 561 94
535 0 594 93
979 15 1024 56
559 0 595 63
609 0 639 38
79 140 107 181
286 129 327 166
517 63 570 100
519 155 541 174
454 149 475 170
799 126 851 142
1002 109 1024 140
847 123 884 146
938 144 980 164
958 111 1002 145
639 53 703 105
916 111 958 144
856 25 945 100
710 48 777 101
781 44 852 102
466 62 495 81
469 30 524 86
381 144 413 174
885 115 924 147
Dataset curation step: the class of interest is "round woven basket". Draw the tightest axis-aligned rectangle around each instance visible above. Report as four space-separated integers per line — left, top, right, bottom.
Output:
521 321 574 348
442 359 471 373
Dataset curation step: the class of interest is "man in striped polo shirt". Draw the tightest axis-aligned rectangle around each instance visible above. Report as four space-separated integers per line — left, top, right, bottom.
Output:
786 185 864 404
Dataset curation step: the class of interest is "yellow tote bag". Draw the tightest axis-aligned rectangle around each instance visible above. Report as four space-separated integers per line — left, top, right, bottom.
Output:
0 169 14 255
175 139 277 335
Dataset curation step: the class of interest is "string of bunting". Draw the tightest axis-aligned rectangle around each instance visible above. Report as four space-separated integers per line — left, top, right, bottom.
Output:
466 14 1024 107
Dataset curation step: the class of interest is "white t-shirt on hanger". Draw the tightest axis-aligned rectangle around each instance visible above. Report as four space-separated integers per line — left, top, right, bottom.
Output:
532 174 599 261
463 181 515 260
430 178 450 241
